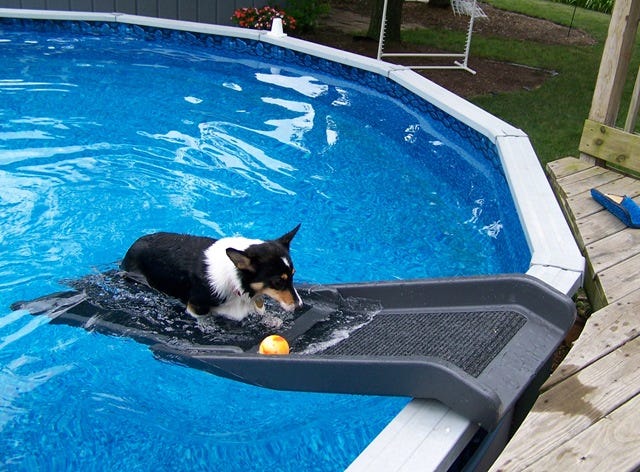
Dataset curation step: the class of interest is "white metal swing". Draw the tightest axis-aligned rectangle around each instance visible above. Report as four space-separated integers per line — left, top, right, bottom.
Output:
376 0 487 74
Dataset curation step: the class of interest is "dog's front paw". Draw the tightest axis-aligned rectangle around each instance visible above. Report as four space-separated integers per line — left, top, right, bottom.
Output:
253 296 266 315
261 315 283 329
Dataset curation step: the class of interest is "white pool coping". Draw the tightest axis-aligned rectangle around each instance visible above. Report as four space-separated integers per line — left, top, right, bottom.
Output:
0 9 586 471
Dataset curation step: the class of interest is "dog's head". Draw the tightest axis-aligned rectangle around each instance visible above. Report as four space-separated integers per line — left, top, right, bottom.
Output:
226 224 303 312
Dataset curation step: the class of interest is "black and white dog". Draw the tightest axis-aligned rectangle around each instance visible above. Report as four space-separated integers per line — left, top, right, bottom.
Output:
121 225 303 322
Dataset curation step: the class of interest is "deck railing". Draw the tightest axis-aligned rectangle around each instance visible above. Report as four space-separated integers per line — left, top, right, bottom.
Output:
579 0 640 175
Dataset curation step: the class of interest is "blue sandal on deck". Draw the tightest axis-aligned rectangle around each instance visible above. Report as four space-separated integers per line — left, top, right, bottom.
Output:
591 188 640 229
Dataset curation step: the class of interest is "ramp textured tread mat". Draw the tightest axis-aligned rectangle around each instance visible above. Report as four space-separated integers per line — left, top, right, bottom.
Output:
322 310 526 377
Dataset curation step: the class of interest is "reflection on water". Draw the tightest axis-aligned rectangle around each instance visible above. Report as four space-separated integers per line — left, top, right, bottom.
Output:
255 71 329 98
0 78 78 94
0 348 75 431
260 97 315 151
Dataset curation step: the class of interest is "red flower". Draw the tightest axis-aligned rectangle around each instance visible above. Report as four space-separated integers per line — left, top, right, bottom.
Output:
231 6 296 32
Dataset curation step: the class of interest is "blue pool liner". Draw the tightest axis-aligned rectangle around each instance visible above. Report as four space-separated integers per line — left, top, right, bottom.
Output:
591 188 640 229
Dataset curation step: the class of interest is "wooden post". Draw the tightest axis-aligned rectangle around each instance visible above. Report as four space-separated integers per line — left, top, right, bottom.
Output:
582 0 640 164
624 65 640 132
588 0 640 126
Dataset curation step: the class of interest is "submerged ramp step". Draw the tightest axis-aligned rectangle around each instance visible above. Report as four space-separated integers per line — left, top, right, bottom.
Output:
12 273 575 430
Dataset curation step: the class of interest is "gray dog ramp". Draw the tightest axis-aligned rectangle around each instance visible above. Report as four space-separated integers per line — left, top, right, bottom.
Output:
152 275 575 429
13 273 575 430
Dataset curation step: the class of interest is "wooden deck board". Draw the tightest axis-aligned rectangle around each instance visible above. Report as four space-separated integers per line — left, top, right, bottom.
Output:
490 335 640 471
571 179 640 246
569 193 610 220
588 229 640 273
490 157 640 472
559 167 622 197
547 157 593 179
543 289 640 388
598 252 640 301
558 175 640 224
521 393 640 472
579 207 628 245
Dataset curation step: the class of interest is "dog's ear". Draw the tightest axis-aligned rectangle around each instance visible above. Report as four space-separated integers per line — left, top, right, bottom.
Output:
276 224 301 248
226 248 255 272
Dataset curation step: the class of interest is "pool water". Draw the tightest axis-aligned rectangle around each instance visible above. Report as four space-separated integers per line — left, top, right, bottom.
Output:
0 19 530 470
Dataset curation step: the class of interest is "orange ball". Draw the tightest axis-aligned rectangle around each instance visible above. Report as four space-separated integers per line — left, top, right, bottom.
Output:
258 335 290 355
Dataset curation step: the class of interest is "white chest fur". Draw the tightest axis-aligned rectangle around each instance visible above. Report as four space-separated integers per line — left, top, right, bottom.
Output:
202 237 264 321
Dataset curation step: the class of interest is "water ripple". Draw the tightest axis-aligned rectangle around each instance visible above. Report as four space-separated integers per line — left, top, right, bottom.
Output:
140 121 299 196
0 314 51 350
0 78 78 94
0 354 74 432
0 311 76 433
255 72 328 98
0 143 111 166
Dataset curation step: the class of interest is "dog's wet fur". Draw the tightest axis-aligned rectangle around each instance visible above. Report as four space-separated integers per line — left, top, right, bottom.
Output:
121 225 302 322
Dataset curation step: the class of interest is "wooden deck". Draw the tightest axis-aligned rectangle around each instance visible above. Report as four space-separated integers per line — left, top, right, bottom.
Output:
490 156 640 471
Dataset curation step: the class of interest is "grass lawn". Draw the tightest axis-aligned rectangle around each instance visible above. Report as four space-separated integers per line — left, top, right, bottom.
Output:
404 0 638 165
